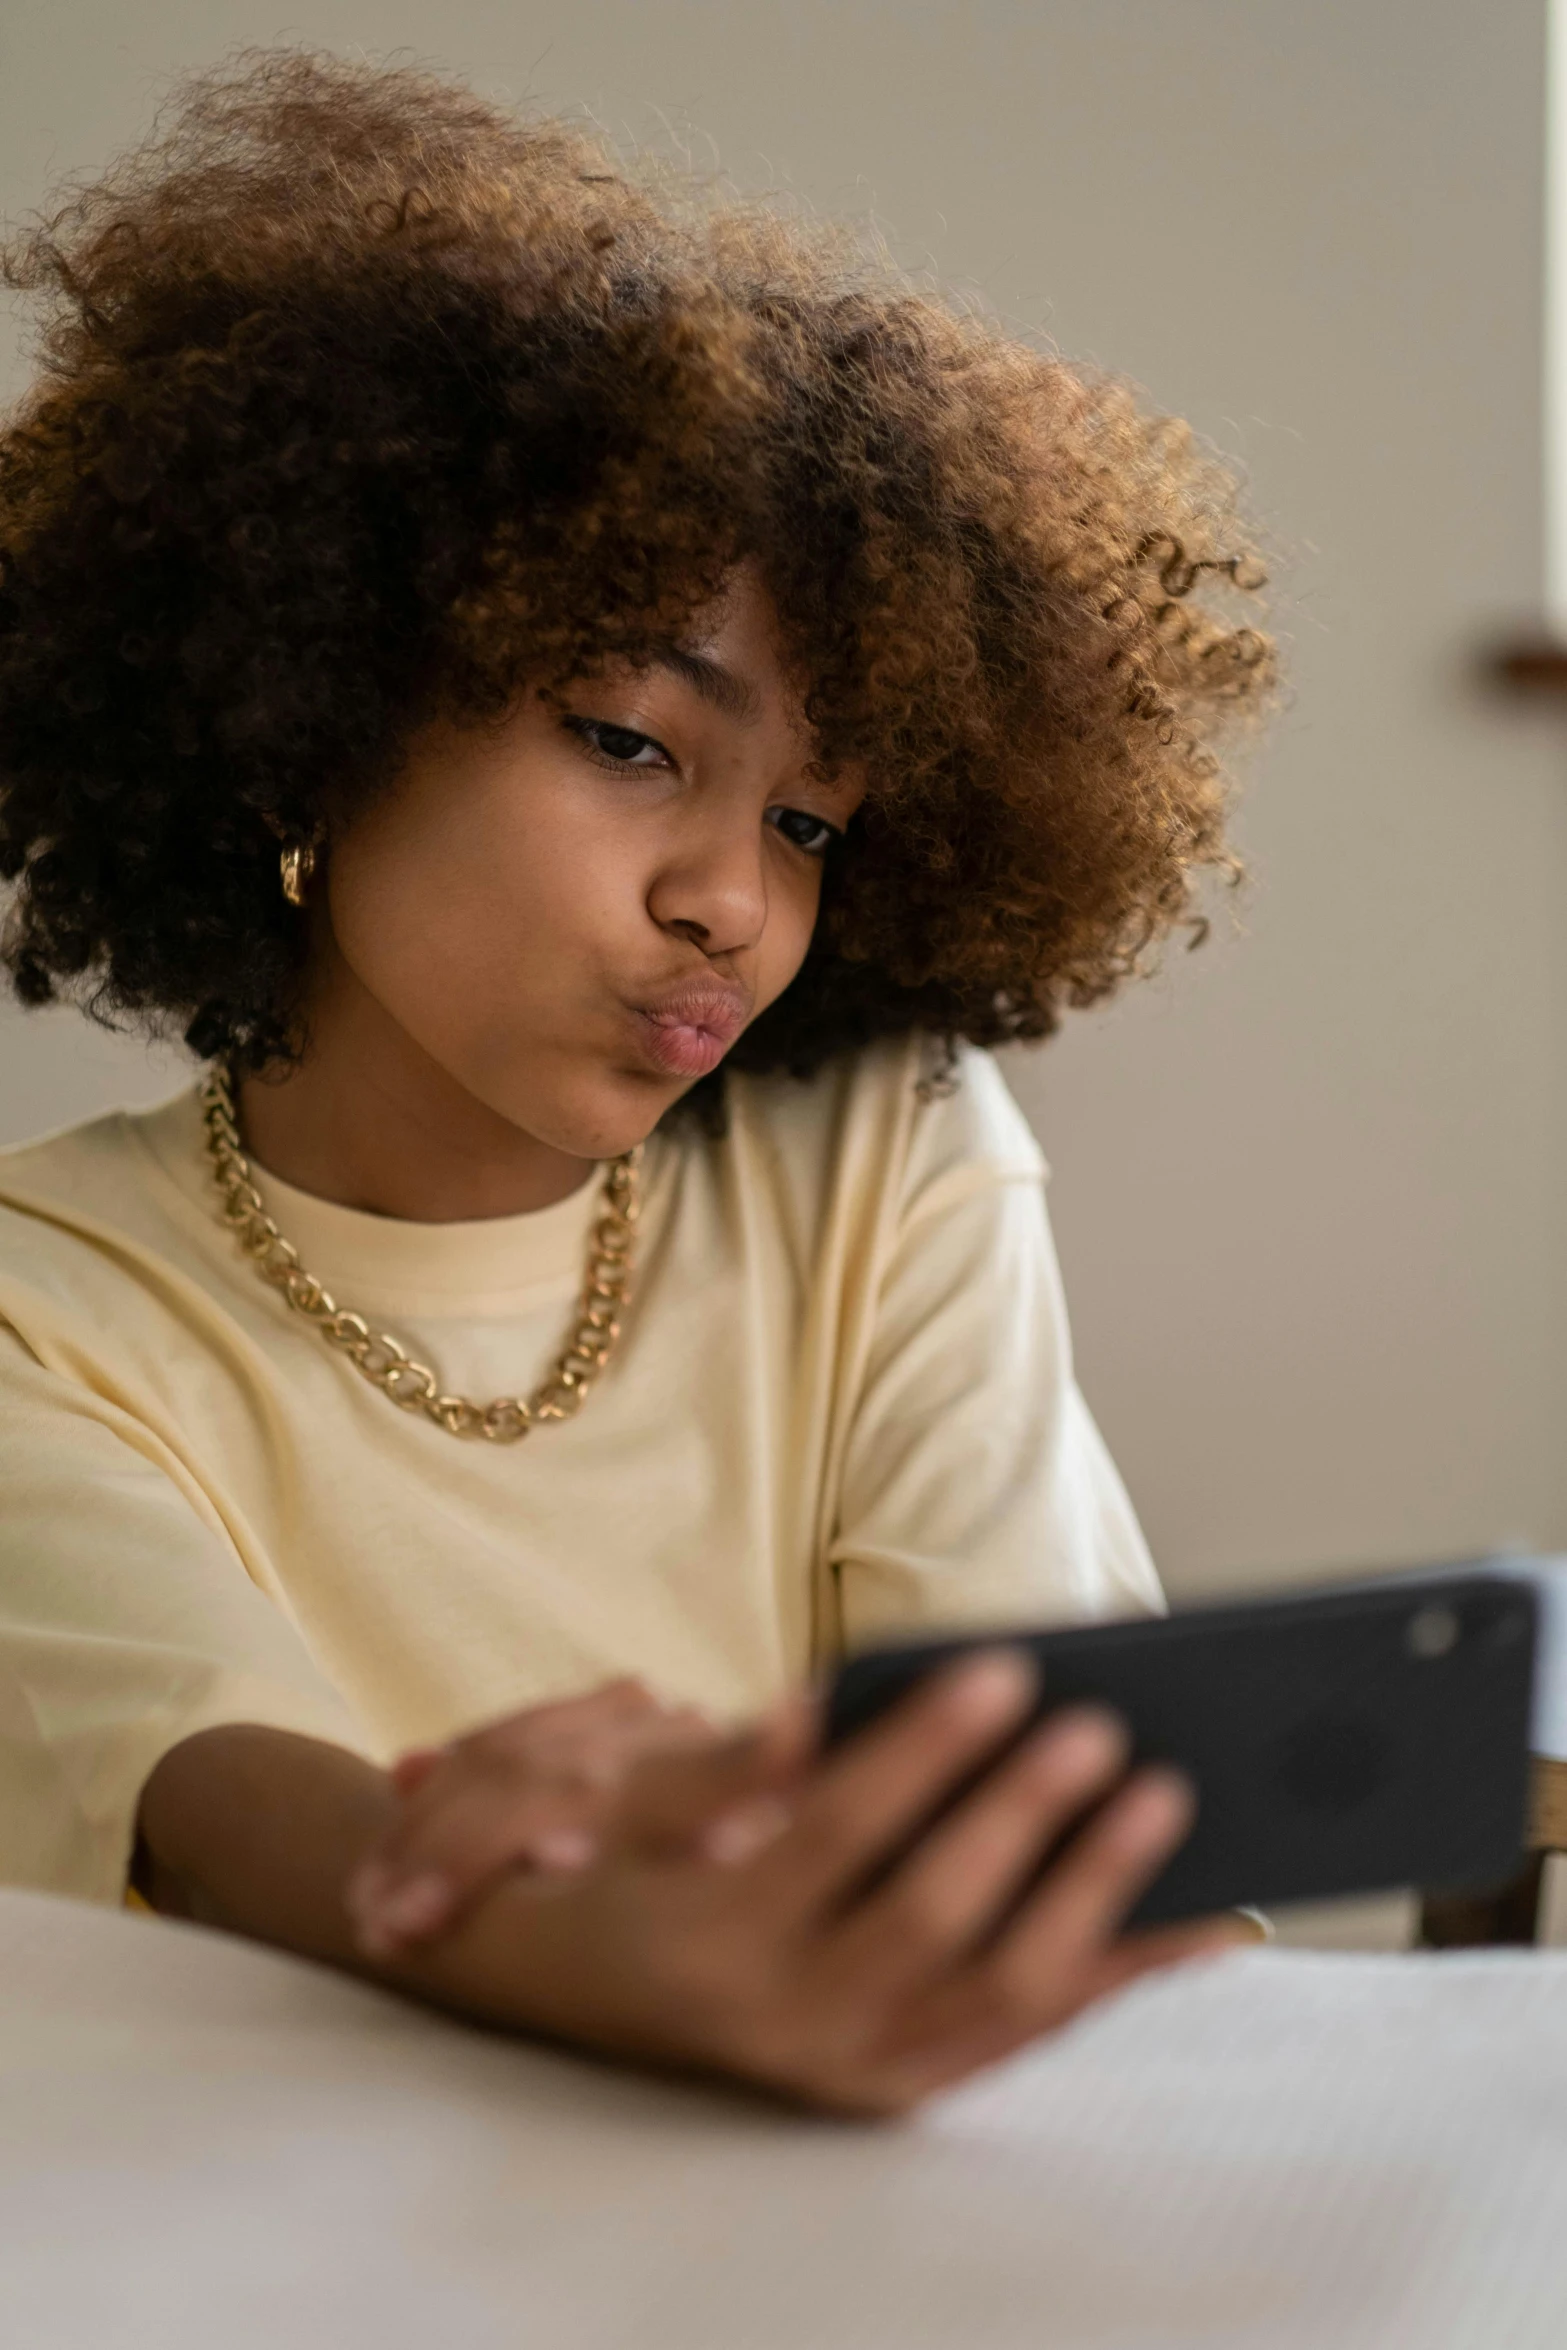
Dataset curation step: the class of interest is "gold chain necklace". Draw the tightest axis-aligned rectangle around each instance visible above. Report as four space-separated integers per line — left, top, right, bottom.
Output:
199 1063 642 1442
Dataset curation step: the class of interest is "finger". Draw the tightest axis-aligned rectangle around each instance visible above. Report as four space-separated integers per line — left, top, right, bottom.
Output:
823 1705 1129 1987
609 1692 818 1858
382 1685 664 1821
354 1701 724 1951
348 1775 608 1955
743 1650 1040 1925
873 1767 1193 2069
701 1791 796 1866
1085 1908 1264 1994
995 1764 1195 1975
469 1701 715 1795
884 1906 1246 2108
465 1678 670 1763
375 1742 603 1880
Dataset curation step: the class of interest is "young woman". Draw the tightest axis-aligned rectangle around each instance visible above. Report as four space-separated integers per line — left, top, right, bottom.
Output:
0 53 1271 2114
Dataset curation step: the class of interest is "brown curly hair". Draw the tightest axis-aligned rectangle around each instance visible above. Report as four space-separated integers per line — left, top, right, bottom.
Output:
0 48 1272 1110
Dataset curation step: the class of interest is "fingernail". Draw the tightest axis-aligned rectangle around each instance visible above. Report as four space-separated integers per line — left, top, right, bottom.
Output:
703 1795 791 1865
1126 1768 1196 1847
354 1871 451 1952
947 1651 1036 1716
1037 1706 1126 1773
529 1827 596 1871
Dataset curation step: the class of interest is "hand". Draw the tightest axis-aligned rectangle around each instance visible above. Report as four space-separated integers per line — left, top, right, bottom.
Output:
347 1678 717 1956
428 1650 1249 2117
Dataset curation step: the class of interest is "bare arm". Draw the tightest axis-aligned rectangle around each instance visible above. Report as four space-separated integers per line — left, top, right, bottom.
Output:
138 1726 408 1971
135 1723 617 2030
134 1664 1248 2115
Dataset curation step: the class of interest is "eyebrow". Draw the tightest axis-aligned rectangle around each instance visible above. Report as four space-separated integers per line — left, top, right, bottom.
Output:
649 641 762 726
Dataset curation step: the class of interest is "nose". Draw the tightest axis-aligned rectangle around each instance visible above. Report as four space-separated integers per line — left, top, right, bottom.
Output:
645 813 768 959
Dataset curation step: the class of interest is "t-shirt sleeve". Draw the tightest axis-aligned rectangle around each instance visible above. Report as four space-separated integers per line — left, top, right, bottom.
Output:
0 1325 363 1904
826 1150 1164 1652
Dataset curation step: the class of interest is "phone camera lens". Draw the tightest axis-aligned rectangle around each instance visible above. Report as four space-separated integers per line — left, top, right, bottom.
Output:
1406 1604 1459 1659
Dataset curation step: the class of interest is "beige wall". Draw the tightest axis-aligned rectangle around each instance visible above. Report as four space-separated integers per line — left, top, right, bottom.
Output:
3 2 1564 1604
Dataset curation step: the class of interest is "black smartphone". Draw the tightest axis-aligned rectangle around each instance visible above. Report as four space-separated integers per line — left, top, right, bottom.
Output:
823 1569 1539 1925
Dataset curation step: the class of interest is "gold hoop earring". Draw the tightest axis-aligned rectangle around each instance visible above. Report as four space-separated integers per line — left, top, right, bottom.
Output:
279 841 317 908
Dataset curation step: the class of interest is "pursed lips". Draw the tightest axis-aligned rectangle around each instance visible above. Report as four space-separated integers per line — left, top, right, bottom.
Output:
626 981 751 1080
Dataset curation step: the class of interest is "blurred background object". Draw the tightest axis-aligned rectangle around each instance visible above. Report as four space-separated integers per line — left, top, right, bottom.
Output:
4 5 1565 1938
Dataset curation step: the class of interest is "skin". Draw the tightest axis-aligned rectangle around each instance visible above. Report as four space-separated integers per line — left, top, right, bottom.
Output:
140 1665 1244 2118
238 564 861 1217
136 563 1253 2115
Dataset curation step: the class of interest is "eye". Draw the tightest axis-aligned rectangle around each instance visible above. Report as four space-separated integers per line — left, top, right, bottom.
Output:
768 807 842 857
563 716 673 770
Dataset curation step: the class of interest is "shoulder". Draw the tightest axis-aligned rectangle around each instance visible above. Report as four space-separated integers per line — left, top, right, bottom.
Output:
0 1086 205 1303
715 1035 1045 1237
0 1100 147 1202
899 1038 1047 1203
0 1084 201 1215
0 1104 139 1260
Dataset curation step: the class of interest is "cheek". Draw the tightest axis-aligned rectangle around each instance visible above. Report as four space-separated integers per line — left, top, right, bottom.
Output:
324 778 607 1058
332 821 509 994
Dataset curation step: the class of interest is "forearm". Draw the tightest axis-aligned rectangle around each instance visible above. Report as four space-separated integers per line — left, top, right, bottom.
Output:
137 1725 398 1962
134 1723 548 2024
127 1689 1235 2118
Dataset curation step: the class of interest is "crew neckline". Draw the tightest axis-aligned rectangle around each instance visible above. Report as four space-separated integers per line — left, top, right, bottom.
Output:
129 1084 667 1315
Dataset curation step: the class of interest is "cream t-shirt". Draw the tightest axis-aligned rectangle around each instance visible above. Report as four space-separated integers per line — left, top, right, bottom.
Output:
0 1034 1160 1903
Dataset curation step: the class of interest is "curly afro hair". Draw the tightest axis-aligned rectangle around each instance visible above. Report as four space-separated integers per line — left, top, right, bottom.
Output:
0 48 1273 1110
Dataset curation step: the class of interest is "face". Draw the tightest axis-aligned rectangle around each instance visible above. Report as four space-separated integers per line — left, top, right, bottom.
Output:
318 566 864 1160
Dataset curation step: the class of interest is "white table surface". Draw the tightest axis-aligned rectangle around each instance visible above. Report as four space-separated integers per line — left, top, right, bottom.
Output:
4 1888 1567 2350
